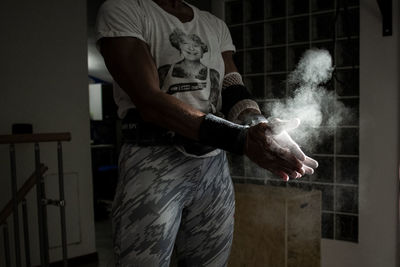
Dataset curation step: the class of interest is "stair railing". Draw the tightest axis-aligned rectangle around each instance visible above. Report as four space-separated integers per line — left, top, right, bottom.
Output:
0 133 71 267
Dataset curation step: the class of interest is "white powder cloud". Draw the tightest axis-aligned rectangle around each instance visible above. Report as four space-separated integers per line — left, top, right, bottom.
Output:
265 48 353 150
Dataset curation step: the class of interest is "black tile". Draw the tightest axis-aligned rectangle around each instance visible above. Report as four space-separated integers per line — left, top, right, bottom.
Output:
335 214 358 242
244 0 264 22
313 129 335 154
312 134 334 154
338 0 360 7
266 47 286 72
233 51 244 74
257 99 276 115
336 157 359 184
335 69 359 97
266 0 286 18
311 42 334 62
244 23 264 48
311 0 334 11
322 212 334 239
312 13 335 40
336 128 359 155
244 76 265 99
227 153 244 176
288 0 309 15
265 20 286 46
324 78 335 92
320 100 336 127
335 186 358 213
336 39 360 67
337 8 360 38
312 184 334 211
256 100 267 113
229 26 243 50
245 157 268 178
288 16 309 43
264 169 282 180
225 1 243 25
266 74 287 99
245 49 264 74
310 156 334 183
338 98 359 126
288 45 309 71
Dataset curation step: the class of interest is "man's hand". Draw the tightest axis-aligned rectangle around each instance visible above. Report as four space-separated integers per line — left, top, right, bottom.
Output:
244 118 318 181
245 122 305 181
267 118 318 175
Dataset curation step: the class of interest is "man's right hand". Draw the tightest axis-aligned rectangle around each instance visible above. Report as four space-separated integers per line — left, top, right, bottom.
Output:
268 118 318 175
244 122 305 181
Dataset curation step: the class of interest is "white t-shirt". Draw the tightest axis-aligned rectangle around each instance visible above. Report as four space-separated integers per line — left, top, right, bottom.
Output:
95 0 236 119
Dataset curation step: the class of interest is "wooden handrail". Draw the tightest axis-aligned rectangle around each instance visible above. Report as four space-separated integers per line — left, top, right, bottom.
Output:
0 133 71 144
0 164 48 225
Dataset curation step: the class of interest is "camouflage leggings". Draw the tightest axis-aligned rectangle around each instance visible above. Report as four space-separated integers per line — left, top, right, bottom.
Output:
112 145 235 267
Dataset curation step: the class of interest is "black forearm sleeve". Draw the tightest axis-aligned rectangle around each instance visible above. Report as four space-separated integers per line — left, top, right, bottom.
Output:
221 84 252 117
198 114 248 155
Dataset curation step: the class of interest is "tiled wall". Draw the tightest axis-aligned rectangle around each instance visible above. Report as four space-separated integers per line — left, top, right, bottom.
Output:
224 0 360 242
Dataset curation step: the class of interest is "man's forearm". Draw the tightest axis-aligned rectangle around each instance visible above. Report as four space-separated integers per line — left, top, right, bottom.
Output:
134 89 205 141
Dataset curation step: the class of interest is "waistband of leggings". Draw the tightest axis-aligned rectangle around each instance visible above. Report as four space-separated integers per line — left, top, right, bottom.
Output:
121 109 216 156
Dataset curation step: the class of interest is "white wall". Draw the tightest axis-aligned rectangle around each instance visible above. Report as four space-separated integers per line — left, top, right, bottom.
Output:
321 0 399 266
0 0 96 266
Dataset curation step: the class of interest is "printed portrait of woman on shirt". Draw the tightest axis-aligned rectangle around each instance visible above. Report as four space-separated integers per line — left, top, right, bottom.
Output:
158 28 220 114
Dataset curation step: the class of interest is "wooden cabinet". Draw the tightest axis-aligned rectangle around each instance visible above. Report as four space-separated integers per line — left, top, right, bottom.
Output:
228 184 321 267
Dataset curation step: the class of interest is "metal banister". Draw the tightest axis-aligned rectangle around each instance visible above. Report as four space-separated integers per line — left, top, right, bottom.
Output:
0 164 48 225
1 132 71 267
0 132 71 144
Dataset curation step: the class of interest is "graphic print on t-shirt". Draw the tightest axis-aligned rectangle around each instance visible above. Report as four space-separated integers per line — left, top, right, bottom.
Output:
158 28 220 113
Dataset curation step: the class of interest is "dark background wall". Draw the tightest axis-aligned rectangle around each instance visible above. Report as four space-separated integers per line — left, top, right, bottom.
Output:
0 0 95 265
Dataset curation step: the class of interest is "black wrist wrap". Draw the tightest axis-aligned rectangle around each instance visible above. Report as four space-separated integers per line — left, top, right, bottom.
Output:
221 84 252 117
198 114 249 155
243 113 268 126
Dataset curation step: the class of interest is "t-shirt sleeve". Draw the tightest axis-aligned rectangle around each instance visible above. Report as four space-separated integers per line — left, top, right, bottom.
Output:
217 18 236 53
95 0 146 44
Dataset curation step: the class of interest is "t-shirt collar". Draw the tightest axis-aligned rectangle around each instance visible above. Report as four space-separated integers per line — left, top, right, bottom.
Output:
149 0 198 24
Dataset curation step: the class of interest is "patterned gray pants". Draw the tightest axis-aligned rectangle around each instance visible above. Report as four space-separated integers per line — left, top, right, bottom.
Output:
112 145 235 267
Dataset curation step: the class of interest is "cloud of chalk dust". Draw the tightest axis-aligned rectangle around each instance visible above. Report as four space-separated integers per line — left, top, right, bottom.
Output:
265 48 353 152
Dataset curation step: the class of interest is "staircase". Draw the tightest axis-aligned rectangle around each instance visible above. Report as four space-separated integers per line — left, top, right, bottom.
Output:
0 133 71 267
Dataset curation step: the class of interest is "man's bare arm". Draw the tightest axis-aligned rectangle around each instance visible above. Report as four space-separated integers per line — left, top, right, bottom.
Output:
100 38 304 180
99 37 204 140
